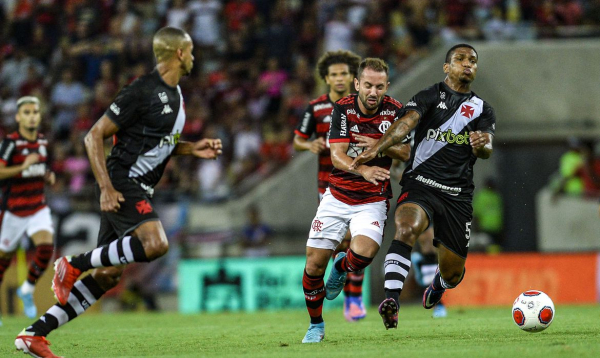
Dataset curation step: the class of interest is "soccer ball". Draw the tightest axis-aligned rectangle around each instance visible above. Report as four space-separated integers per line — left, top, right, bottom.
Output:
512 290 555 333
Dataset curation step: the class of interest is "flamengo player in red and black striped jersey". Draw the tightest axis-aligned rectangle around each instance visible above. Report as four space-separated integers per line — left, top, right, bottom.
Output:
0 96 56 323
294 50 372 322
301 58 410 343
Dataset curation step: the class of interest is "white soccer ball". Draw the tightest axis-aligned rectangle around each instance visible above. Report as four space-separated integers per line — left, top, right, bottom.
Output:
512 290 555 333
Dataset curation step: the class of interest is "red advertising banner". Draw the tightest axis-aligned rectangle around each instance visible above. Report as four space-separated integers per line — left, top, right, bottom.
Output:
444 252 599 306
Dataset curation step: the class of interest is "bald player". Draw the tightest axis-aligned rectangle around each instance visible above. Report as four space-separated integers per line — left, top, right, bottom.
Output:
15 27 223 357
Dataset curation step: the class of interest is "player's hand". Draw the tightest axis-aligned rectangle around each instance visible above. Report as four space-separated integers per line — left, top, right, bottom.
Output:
22 153 40 168
350 148 378 170
192 138 223 159
469 130 488 149
45 171 56 185
359 165 390 185
354 134 377 149
309 137 326 154
100 186 125 212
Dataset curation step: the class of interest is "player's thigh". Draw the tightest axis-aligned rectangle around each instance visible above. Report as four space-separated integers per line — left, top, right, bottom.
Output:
348 200 387 252
307 189 350 251
0 211 27 252
26 207 54 245
433 198 472 260
418 227 436 254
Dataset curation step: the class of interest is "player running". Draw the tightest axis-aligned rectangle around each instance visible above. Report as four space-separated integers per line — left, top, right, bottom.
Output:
351 44 495 329
15 27 222 357
0 96 56 324
294 50 371 322
301 58 410 343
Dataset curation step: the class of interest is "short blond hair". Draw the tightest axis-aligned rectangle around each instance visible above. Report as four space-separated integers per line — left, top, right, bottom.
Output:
152 27 192 62
16 96 40 110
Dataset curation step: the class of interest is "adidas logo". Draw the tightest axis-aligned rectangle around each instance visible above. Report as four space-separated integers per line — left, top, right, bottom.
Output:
162 104 173 114
437 102 448 110
350 125 359 133
371 221 380 228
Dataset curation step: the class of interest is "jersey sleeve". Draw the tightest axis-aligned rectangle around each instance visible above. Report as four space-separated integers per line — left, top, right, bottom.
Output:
294 104 315 138
477 102 496 135
404 86 437 118
0 139 15 165
104 83 140 129
328 103 350 143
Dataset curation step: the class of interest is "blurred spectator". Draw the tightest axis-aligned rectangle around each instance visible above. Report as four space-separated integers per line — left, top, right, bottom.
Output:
50 68 87 139
240 205 272 257
189 0 223 51
0 47 44 96
165 0 189 29
323 8 353 52
472 177 504 252
64 140 91 194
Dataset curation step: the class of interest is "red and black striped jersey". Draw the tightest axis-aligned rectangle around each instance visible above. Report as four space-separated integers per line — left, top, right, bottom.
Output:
328 94 404 205
0 132 48 217
294 94 335 195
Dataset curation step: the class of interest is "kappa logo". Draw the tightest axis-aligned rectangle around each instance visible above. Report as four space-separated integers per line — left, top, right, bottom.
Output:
136 200 153 215
110 103 120 115
437 102 448 110
350 125 359 133
158 92 168 103
406 101 417 106
161 104 173 115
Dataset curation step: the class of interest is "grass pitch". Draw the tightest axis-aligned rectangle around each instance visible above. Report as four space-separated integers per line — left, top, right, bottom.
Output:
2 305 599 357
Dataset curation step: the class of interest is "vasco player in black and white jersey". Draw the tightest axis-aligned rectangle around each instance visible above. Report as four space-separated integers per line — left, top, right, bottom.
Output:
352 44 495 330
301 58 410 343
16 27 222 357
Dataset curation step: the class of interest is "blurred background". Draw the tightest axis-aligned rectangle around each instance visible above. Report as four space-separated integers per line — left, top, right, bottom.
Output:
1 0 599 316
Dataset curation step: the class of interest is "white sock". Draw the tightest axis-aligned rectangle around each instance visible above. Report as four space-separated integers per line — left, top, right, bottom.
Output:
20 281 35 295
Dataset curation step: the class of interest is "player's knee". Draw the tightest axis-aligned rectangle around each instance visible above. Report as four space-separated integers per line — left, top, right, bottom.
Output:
305 261 327 277
93 268 123 291
395 223 418 245
440 268 465 288
145 239 169 261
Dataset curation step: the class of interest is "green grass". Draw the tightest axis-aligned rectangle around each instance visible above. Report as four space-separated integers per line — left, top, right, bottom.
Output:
2 305 599 357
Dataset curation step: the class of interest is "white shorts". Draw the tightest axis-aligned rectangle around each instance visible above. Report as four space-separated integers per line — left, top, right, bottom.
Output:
307 188 387 251
0 207 54 252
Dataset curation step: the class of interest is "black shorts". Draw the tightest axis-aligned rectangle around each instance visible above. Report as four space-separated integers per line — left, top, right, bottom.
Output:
96 179 159 247
396 182 472 258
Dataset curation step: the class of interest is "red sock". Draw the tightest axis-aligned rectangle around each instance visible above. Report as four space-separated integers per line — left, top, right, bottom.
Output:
347 271 364 297
303 270 325 324
336 249 372 272
27 244 54 284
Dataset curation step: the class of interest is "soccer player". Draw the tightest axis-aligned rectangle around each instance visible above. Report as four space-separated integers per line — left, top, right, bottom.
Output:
301 58 410 343
351 44 495 329
15 27 223 357
0 96 56 323
294 50 371 322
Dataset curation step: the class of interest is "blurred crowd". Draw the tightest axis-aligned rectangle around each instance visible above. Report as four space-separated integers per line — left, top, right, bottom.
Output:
1 0 600 209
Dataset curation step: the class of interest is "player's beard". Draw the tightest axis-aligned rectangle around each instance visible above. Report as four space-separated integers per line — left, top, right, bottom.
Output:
359 93 380 111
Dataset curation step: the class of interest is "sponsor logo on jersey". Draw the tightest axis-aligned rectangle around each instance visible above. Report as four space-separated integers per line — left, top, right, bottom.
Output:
158 92 168 103
347 143 385 158
437 102 448 110
39 145 47 157
340 114 347 136
22 163 46 178
380 109 395 116
379 120 392 133
162 104 173 115
426 128 470 145
415 175 462 195
300 112 311 132
461 104 474 119
350 125 359 133
311 219 323 232
159 131 181 148
346 108 356 115
440 92 446 100
110 103 120 115
406 101 417 106
314 103 332 112
1 141 14 161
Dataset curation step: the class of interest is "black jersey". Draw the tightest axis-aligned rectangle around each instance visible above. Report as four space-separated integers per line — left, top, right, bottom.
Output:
401 81 496 197
328 94 404 205
104 70 186 187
